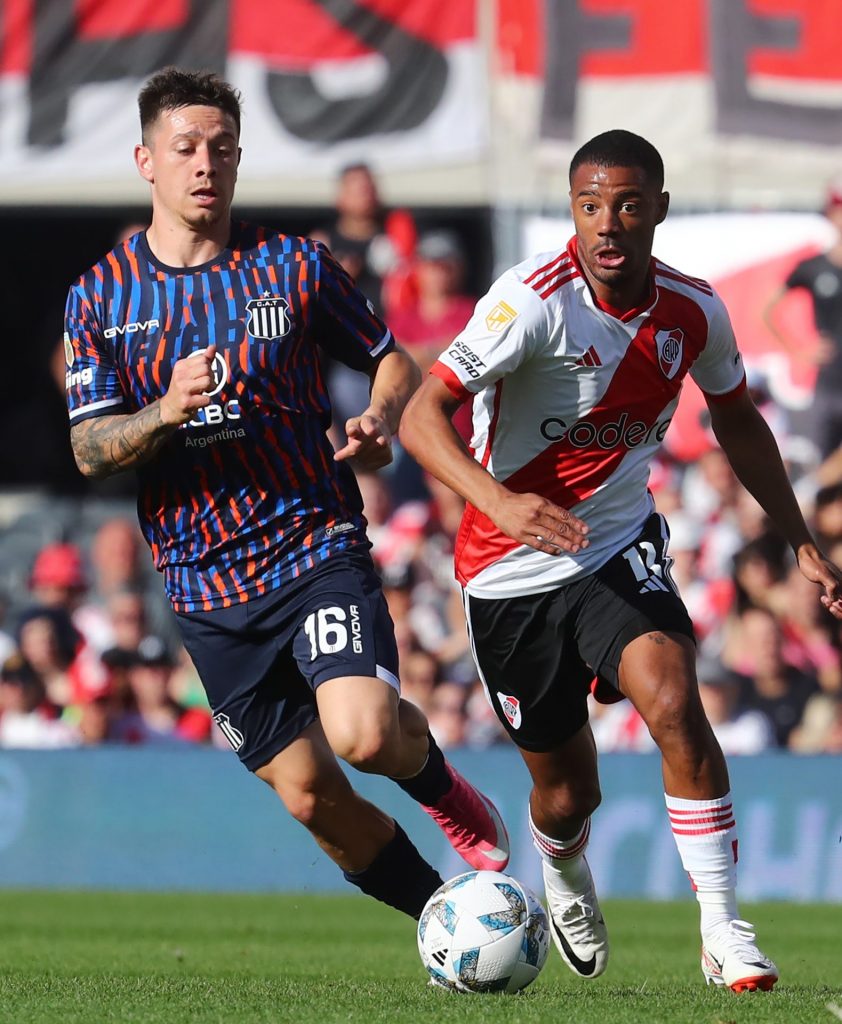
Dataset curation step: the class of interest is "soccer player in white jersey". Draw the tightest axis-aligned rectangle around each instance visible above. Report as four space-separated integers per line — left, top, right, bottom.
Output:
401 129 842 992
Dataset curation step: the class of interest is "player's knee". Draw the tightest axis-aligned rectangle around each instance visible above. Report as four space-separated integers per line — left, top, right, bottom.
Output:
331 725 394 772
540 782 601 825
644 682 702 746
281 787 322 829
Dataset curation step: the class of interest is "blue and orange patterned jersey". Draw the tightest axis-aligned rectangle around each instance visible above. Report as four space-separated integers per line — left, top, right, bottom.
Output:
64 223 395 612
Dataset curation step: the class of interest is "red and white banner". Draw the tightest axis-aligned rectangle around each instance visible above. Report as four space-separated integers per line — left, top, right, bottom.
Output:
493 0 842 208
0 0 485 202
3 1 842 206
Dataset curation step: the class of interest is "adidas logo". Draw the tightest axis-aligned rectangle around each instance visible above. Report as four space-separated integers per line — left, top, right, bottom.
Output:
574 346 601 367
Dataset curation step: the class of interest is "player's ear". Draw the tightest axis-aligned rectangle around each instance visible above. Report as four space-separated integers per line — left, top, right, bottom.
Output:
135 143 154 184
656 190 670 225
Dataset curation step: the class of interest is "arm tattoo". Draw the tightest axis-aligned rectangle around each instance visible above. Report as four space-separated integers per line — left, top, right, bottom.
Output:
71 403 176 478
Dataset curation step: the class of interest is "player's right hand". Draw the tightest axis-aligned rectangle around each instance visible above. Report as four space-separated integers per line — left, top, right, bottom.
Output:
490 491 589 555
159 345 217 425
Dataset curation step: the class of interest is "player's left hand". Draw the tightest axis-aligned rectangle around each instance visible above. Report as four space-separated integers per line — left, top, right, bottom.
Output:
797 545 842 619
333 412 393 471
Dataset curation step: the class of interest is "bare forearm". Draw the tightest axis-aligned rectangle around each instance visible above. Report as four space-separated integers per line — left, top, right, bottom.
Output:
71 403 177 478
401 396 505 515
366 349 422 434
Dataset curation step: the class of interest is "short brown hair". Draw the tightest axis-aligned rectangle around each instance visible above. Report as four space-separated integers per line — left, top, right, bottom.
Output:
138 67 241 143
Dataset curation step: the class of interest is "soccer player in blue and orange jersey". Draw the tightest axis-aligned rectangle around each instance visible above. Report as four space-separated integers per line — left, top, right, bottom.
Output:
64 67 509 920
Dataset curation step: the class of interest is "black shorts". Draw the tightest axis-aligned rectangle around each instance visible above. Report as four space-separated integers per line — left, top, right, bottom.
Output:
175 549 400 771
464 512 695 753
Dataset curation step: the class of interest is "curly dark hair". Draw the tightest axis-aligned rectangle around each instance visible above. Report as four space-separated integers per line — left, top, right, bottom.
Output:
138 67 241 143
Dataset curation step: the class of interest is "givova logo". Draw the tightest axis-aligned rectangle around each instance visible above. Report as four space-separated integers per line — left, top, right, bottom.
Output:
103 319 159 339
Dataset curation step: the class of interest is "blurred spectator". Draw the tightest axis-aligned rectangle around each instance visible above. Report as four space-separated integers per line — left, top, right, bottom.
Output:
121 636 210 745
29 542 88 612
682 448 740 523
75 691 118 746
730 534 789 615
789 690 842 752
463 680 507 748
102 589 149 658
814 481 842 547
427 681 468 749
380 560 418 660
388 230 477 448
26 543 110 699
590 698 655 753
667 511 733 645
681 449 745 580
726 606 819 747
696 657 774 755
387 231 475 375
777 562 842 694
763 182 842 461
400 647 439 716
357 469 397 555
0 654 77 748
0 594 15 667
312 164 390 443
14 606 80 707
167 644 210 716
312 163 389 308
90 518 145 600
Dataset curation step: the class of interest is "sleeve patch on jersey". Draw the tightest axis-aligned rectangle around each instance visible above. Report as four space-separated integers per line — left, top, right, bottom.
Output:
64 333 74 368
485 300 518 332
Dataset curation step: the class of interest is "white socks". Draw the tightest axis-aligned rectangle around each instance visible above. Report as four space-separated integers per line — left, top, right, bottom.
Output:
666 792 739 935
529 808 591 893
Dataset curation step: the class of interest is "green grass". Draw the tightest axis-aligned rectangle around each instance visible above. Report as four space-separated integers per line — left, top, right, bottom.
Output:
0 892 839 1023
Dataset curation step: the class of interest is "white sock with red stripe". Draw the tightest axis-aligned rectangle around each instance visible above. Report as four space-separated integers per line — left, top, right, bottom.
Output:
665 792 739 935
529 809 591 892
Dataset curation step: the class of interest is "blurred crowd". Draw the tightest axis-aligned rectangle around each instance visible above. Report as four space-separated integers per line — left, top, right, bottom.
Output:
2 164 842 756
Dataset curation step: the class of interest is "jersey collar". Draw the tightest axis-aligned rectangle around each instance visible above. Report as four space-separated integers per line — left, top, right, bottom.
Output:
137 221 243 276
566 236 658 323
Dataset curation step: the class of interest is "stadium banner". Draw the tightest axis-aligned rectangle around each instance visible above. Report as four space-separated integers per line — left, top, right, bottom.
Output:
4 1 842 207
0 0 485 201
0 748 839 902
492 0 842 208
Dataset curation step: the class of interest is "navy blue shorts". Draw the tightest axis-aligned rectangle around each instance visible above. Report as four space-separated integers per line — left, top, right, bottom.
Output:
175 550 400 771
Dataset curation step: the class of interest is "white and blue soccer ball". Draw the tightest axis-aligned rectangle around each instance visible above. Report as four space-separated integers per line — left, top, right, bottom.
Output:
417 870 550 994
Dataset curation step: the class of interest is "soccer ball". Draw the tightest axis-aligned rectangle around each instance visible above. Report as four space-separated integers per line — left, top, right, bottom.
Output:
417 870 550 994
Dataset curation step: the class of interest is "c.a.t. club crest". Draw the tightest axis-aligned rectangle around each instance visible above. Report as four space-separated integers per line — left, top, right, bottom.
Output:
246 294 291 341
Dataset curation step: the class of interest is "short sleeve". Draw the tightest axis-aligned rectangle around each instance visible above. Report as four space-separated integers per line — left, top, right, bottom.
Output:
688 290 746 401
784 257 811 291
430 275 548 402
311 243 394 370
64 284 127 424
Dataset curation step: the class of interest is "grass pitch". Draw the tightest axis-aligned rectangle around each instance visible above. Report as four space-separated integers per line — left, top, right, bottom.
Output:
0 891 839 1023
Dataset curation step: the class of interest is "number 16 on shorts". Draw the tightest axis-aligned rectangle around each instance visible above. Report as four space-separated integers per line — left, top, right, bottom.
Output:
304 605 364 658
